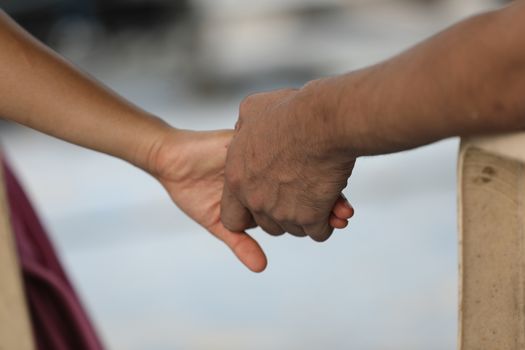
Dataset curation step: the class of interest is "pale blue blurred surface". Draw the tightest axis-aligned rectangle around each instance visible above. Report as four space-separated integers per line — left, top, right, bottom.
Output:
0 1 500 349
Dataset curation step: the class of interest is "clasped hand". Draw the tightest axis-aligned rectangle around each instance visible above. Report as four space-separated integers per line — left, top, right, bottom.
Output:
150 85 354 273
221 87 355 247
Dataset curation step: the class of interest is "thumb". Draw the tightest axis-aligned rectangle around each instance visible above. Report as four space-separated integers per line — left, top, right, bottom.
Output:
209 222 267 273
221 184 256 232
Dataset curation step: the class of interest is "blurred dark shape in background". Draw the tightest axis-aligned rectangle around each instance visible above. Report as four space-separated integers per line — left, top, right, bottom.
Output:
0 0 514 96
1 0 190 40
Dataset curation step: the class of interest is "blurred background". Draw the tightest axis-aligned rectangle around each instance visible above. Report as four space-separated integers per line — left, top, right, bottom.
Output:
0 0 511 349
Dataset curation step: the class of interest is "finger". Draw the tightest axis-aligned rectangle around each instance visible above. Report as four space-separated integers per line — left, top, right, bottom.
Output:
221 184 256 232
303 221 334 242
329 214 348 229
252 213 285 236
280 222 307 237
332 195 354 220
209 222 267 273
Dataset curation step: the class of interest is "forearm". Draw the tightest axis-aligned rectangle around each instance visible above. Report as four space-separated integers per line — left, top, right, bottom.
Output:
0 11 169 171
305 2 525 156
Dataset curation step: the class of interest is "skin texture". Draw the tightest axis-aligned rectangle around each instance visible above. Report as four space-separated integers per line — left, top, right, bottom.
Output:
222 89 356 242
149 128 352 272
222 2 525 240
0 11 353 272
149 129 268 272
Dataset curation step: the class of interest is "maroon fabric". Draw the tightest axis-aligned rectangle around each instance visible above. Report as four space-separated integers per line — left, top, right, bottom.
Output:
3 161 104 350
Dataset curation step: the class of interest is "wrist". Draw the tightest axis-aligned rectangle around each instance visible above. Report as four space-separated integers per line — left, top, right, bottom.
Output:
298 74 369 158
129 114 175 174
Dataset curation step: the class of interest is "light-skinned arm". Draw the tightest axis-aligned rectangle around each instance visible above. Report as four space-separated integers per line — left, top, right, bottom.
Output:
0 11 356 272
0 11 266 272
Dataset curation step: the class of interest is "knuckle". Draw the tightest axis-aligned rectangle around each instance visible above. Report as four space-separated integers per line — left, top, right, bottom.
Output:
289 231 307 238
221 214 241 232
267 227 285 236
310 233 331 243
225 167 242 190
257 222 284 236
220 209 251 232
296 210 322 227
308 225 333 243
284 225 306 237
271 209 290 224
245 193 265 213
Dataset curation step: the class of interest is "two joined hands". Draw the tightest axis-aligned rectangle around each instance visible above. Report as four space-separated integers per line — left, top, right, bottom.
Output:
4 1 525 273
149 86 355 273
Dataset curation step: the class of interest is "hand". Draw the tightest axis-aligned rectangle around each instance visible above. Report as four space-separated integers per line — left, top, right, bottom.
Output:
146 129 266 272
222 88 356 242
147 128 353 272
